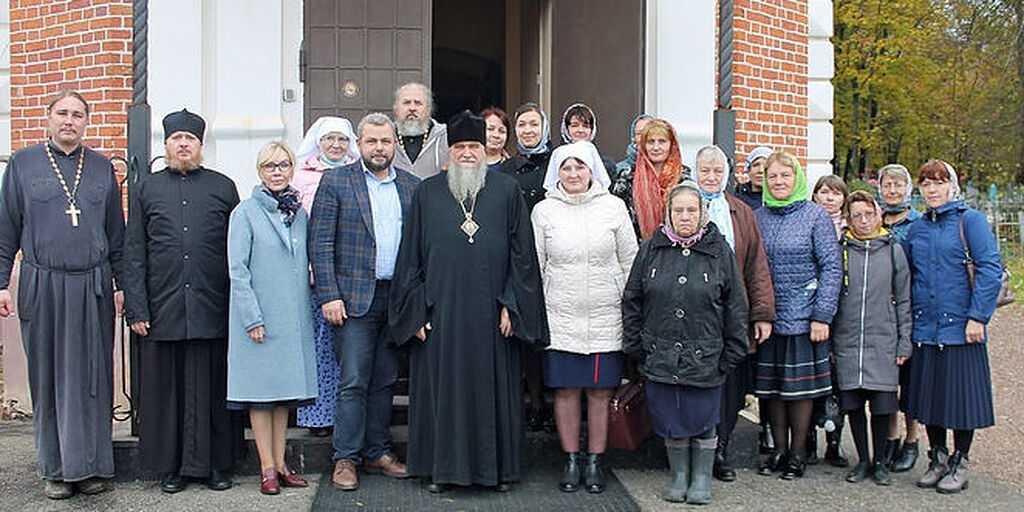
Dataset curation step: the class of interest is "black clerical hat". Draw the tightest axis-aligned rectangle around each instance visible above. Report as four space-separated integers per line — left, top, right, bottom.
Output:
447 110 486 147
163 108 206 142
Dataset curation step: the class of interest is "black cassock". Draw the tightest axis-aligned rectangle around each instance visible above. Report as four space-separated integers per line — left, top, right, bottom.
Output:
122 166 241 477
389 171 549 487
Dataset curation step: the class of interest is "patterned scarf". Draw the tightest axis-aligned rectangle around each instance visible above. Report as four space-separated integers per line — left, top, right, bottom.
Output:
264 186 302 226
633 119 684 240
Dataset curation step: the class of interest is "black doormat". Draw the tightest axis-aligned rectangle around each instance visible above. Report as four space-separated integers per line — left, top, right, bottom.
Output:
310 448 641 511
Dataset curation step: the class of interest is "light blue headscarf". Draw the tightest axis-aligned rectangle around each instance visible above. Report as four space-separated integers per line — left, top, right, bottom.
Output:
515 104 551 156
615 113 654 176
695 145 735 250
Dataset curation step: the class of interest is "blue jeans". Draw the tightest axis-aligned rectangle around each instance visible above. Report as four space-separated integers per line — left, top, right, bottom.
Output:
332 281 400 462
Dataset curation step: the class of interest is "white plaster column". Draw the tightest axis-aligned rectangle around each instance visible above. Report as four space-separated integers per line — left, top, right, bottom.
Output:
807 0 835 185
644 0 716 167
148 0 304 195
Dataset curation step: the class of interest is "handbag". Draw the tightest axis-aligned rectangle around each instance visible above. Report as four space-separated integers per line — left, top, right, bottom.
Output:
607 380 653 451
958 215 1014 307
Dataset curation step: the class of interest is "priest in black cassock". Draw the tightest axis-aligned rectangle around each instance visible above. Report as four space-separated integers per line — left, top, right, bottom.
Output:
389 110 549 492
0 91 124 500
123 109 241 493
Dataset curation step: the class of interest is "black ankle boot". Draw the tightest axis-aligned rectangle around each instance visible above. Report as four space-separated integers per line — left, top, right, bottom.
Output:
559 452 582 492
892 440 919 473
584 453 605 493
824 428 850 468
713 446 737 482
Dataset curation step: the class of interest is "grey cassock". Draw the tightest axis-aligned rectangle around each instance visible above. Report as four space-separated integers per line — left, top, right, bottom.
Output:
0 142 124 482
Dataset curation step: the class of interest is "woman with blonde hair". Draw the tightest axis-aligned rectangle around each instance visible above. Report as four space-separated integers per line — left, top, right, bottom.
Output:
227 141 317 495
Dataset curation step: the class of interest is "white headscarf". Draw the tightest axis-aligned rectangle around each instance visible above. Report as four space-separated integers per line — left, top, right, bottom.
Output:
695 145 735 250
940 160 963 201
543 141 611 192
559 103 598 144
296 116 360 165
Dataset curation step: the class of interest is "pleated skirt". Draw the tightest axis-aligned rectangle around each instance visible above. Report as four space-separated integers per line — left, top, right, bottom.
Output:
646 381 721 439
755 333 832 401
905 343 994 430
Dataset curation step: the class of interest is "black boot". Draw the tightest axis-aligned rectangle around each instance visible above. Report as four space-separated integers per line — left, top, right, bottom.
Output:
891 440 919 473
806 427 819 465
584 453 605 493
713 446 737 482
824 427 850 468
559 452 582 492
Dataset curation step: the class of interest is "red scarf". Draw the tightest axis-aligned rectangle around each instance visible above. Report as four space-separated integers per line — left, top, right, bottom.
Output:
633 125 683 240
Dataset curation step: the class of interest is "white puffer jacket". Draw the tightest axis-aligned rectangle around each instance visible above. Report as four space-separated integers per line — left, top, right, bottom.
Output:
531 184 638 354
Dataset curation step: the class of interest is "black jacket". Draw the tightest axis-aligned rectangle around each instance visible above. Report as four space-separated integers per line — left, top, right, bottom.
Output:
494 156 544 212
123 167 239 341
622 224 749 387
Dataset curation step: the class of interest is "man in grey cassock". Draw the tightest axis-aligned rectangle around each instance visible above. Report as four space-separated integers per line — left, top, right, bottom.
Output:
0 91 125 500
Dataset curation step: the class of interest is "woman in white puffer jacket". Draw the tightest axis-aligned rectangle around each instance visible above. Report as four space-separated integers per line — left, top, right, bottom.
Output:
531 140 638 494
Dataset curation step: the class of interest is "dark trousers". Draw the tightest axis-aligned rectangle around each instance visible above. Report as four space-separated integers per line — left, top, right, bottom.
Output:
137 338 240 477
332 281 401 462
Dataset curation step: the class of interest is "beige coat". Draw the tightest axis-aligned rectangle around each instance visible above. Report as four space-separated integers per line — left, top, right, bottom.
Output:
531 184 638 354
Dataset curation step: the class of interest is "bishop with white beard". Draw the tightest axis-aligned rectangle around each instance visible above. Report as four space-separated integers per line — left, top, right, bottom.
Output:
389 110 549 492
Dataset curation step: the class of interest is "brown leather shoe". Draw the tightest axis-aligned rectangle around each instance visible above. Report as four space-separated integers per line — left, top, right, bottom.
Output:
364 452 410 479
332 459 359 490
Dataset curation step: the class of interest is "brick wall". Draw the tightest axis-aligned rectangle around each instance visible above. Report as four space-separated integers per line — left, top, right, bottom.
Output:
731 0 809 165
9 0 133 158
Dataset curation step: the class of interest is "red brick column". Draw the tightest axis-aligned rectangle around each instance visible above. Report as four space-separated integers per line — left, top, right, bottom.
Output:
9 0 133 158
731 0 809 164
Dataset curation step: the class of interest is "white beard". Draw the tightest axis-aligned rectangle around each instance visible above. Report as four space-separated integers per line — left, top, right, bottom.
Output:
398 118 430 137
447 161 487 203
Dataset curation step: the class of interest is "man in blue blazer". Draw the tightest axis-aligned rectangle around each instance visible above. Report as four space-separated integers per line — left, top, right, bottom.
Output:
308 112 420 491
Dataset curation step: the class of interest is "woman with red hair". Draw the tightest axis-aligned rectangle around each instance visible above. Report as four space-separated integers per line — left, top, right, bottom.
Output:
610 119 686 240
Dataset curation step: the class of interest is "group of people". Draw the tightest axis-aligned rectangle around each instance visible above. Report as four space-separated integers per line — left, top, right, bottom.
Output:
0 84 1002 507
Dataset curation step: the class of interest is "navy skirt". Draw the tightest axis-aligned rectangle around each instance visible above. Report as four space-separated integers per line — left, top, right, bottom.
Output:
227 397 316 411
906 343 994 430
755 333 832 401
543 350 624 388
646 381 721 439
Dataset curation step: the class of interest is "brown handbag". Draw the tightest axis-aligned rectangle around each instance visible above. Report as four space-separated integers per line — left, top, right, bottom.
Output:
958 215 1014 307
607 380 653 451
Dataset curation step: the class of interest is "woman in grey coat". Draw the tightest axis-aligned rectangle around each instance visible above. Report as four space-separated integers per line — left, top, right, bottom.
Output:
227 141 318 495
831 191 912 486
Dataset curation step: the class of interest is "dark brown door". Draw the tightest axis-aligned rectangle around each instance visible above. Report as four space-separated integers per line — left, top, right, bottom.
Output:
302 0 432 129
550 0 643 155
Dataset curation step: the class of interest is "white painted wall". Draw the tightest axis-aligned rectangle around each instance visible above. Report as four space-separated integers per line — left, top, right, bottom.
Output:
807 0 835 185
0 6 10 160
148 0 304 196
644 0 716 168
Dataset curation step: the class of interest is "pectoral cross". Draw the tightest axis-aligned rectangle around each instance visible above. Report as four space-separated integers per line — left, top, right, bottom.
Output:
65 204 81 227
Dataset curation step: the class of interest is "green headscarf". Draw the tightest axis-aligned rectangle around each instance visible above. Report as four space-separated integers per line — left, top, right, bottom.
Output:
762 155 809 208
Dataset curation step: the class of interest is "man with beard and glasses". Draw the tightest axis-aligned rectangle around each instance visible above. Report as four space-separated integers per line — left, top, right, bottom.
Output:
123 109 241 494
0 90 124 500
391 82 449 179
308 112 419 491
389 110 549 493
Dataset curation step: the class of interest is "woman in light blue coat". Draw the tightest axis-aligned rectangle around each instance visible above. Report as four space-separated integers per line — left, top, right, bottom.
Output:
227 141 317 495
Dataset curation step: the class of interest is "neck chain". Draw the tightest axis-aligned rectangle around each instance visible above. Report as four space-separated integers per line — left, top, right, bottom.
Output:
397 133 425 154
44 142 85 227
458 194 480 244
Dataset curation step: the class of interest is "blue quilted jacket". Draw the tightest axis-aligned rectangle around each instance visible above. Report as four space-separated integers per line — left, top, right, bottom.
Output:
755 201 842 335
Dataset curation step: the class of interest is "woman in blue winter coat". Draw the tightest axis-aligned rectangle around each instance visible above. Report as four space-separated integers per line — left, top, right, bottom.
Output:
902 160 1001 494
753 151 842 480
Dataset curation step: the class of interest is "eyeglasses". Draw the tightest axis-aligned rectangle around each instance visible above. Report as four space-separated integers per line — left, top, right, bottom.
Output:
260 160 293 171
849 211 878 221
321 135 349 144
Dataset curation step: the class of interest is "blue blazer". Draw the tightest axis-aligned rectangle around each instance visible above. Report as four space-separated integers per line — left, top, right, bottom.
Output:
308 162 420 316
